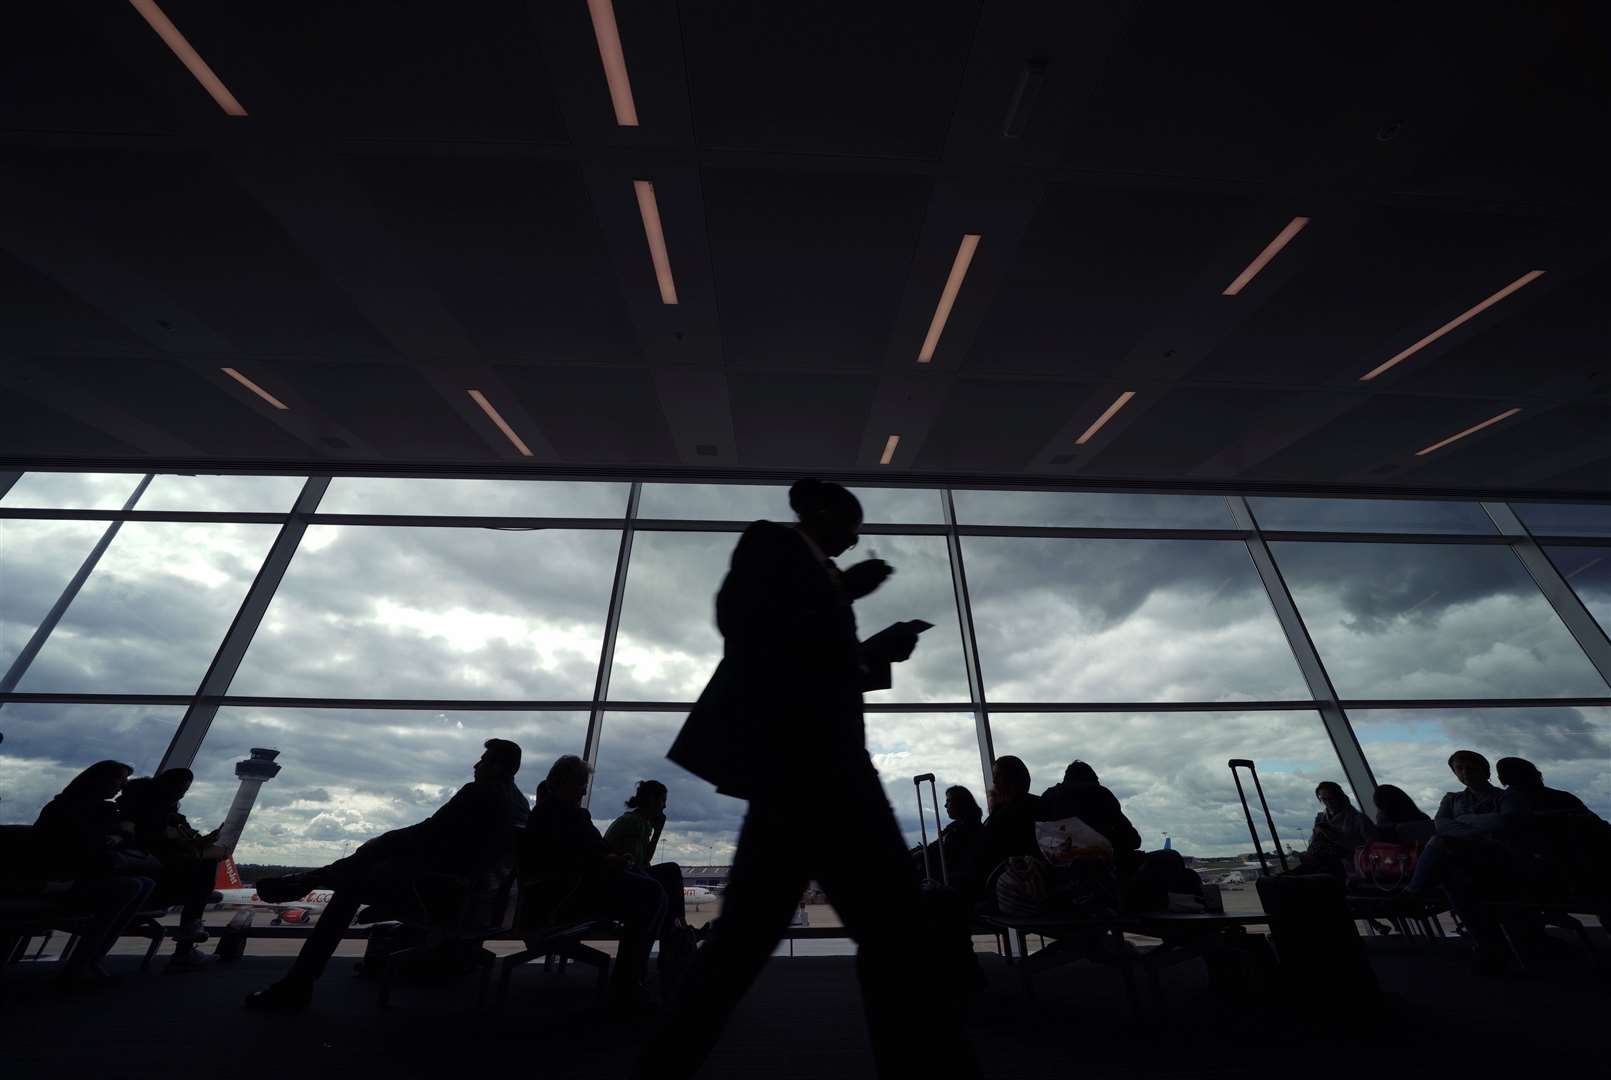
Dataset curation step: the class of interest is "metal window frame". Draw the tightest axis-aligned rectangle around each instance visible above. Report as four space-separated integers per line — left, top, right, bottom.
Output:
156 477 330 772
943 489 996 796
580 482 641 809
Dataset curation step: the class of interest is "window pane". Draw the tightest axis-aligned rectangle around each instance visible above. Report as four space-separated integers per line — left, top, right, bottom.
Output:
611 531 969 703
989 711 1344 862
1 520 108 673
1 471 144 510
183 708 584 866
1547 546 1611 636
952 490 1232 529
963 538 1307 702
12 522 280 694
318 478 629 517
136 474 307 513
865 711 985 848
1248 497 1495 534
591 711 744 867
231 526 619 699
1514 502 1611 537
1351 707 1611 821
636 483 944 524
0 703 184 825
1272 542 1610 699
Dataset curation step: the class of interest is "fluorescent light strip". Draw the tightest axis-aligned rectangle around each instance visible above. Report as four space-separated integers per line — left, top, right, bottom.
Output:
1414 407 1522 456
467 389 534 457
634 180 678 305
128 0 247 116
1075 391 1135 445
880 434 901 465
1362 270 1546 381
221 367 287 410
586 0 639 126
1222 216 1309 296
918 234 981 363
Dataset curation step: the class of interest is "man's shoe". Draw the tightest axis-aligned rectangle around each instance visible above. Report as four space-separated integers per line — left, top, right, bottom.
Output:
253 874 316 904
243 979 314 1012
173 919 210 944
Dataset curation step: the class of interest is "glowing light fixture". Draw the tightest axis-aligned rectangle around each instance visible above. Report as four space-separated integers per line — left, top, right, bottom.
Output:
221 367 287 410
879 434 901 465
587 0 639 126
1414 407 1522 456
1362 271 1545 381
918 234 981 363
634 180 678 305
1075 391 1135 445
467 389 533 457
1222 216 1309 295
128 0 247 116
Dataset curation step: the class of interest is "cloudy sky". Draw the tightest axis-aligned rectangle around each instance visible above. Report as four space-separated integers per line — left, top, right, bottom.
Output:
3 474 1608 868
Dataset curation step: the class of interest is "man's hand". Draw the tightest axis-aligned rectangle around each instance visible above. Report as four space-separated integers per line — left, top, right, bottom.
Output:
839 558 894 600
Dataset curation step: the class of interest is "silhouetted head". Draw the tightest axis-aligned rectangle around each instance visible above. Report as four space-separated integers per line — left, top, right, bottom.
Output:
63 760 134 802
542 755 591 807
789 479 863 558
1372 784 1424 823
474 739 522 784
1496 757 1544 791
1447 750 1491 788
627 779 669 814
155 768 195 801
1063 761 1099 787
992 756 1031 806
1315 781 1352 814
944 786 982 825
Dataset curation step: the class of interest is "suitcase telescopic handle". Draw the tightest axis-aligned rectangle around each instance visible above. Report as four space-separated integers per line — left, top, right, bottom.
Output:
913 773 936 784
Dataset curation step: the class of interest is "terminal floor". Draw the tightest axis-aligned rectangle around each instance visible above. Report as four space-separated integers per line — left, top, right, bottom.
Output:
2 933 1606 1078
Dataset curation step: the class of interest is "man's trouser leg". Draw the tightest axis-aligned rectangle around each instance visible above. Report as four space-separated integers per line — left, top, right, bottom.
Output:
644 801 808 1078
599 868 667 997
285 888 363 984
818 766 979 1080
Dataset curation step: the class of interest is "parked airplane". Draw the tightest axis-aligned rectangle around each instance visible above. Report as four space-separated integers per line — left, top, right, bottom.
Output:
683 885 719 910
210 858 333 925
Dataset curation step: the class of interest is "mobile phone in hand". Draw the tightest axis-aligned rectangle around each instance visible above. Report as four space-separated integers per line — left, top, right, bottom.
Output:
906 619 935 633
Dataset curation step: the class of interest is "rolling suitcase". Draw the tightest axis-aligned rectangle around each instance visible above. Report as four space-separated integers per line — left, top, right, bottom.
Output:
1230 759 1380 1010
913 772 949 887
913 773 984 993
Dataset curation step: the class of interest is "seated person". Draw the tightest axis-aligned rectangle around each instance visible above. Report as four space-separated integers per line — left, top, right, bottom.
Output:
31 761 158 989
244 739 529 1011
117 767 227 966
912 786 985 887
605 779 699 944
523 756 666 1011
1292 782 1375 877
1408 750 1515 973
971 756 1041 902
1496 756 1611 898
1038 761 1142 871
1371 784 1434 845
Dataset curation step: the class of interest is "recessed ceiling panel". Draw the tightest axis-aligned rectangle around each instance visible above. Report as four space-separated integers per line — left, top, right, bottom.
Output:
917 379 1084 471
728 371 877 467
496 365 676 465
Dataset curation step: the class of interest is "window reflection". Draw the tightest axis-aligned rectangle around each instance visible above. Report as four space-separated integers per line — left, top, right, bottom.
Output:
12 522 280 694
636 484 943 524
0 472 145 510
1248 497 1494 534
1272 542 1610 699
1513 503 1611 538
185 708 583 866
988 711 1343 860
963 537 1307 702
230 526 619 700
952 490 1232 529
318 478 629 518
0 703 185 824
1546 546 1611 637
1349 707 1611 820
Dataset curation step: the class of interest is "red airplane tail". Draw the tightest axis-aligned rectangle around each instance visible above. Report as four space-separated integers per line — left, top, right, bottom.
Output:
214 856 243 890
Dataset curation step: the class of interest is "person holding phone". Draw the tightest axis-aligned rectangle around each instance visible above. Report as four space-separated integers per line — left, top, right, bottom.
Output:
653 478 977 1079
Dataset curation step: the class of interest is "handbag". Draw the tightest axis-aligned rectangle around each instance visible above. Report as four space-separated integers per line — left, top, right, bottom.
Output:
1351 841 1420 891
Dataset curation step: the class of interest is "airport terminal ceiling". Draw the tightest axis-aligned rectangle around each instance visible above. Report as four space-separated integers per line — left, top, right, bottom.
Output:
0 3 1608 497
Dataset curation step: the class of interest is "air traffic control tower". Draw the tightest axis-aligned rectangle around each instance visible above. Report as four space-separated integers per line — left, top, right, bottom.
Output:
216 748 281 854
